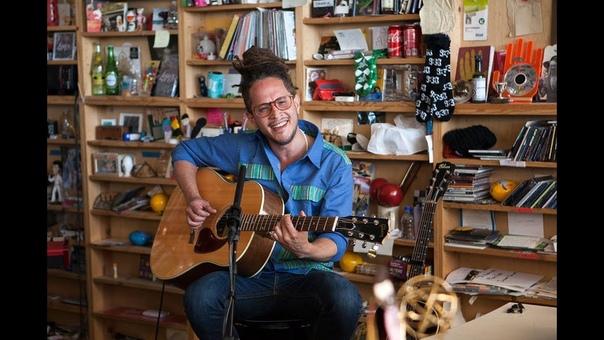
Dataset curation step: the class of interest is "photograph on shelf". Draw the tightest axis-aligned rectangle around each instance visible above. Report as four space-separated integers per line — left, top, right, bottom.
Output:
153 51 179 97
146 107 180 141
119 113 144 133
52 32 76 60
92 152 119 176
101 119 117 126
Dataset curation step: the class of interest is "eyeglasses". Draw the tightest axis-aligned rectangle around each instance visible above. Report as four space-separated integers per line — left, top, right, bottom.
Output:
250 95 294 118
506 303 524 314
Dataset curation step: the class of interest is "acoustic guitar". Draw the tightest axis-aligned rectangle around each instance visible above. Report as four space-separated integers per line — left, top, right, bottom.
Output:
150 167 390 289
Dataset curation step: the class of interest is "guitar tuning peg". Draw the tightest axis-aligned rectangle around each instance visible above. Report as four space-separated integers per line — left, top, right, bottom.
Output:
367 244 379 258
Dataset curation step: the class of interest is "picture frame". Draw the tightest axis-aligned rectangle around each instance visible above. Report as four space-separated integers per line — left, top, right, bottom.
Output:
119 113 144 133
52 32 76 60
92 152 119 176
101 118 117 126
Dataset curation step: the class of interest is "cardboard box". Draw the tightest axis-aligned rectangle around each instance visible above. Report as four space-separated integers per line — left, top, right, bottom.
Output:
47 240 69 269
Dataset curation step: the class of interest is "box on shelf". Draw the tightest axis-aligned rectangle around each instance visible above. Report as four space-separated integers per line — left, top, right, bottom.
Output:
47 240 69 269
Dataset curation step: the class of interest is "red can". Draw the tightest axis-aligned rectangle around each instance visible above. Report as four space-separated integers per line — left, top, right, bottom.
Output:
403 23 422 57
387 25 403 58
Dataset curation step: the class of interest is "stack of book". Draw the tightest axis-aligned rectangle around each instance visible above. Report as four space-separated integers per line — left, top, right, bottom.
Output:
443 165 494 202
501 175 557 209
445 227 501 248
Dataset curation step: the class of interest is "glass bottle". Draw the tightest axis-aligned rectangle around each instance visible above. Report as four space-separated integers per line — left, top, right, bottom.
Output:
91 41 105 95
471 54 487 103
401 206 415 240
105 45 119 95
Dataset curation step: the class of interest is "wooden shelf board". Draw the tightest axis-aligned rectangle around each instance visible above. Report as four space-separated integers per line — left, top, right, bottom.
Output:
47 25 77 32
93 275 184 295
346 151 429 162
183 2 283 13
47 299 88 314
444 157 557 169
302 100 416 112
459 293 556 307
443 202 557 215
81 29 177 37
90 241 152 255
87 140 176 149
83 96 180 106
47 269 87 281
303 14 420 25
453 103 557 115
304 57 424 66
91 208 163 221
444 245 557 262
48 60 78 66
94 307 187 330
89 174 176 186
187 58 295 66
47 95 78 105
47 203 84 213
47 138 78 146
183 97 245 108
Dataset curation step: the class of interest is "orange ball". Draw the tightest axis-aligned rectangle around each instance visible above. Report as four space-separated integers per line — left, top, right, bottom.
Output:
490 180 518 202
339 251 365 273
150 193 168 213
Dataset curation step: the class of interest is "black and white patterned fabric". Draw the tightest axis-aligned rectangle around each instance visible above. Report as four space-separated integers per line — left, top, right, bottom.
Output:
416 33 455 123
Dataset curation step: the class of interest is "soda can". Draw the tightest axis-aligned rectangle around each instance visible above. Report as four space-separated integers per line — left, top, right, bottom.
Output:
387 25 403 58
403 23 422 57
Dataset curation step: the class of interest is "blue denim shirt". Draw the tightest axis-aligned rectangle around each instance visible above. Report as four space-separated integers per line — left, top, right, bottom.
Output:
171 120 353 274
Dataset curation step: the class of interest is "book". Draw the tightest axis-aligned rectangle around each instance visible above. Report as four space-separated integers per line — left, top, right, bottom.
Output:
153 51 179 97
489 234 550 251
454 45 495 100
516 176 555 207
445 228 500 246
219 13 242 60
446 267 544 293
282 10 296 61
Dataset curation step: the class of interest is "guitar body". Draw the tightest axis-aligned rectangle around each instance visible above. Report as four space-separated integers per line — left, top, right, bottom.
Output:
151 167 283 289
151 167 389 290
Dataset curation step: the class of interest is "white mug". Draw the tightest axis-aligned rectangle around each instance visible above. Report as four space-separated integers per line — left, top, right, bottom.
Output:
377 205 400 233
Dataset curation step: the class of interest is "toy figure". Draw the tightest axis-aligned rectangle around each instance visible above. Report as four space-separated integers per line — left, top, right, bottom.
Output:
126 10 137 32
136 8 146 31
181 113 192 139
49 160 66 204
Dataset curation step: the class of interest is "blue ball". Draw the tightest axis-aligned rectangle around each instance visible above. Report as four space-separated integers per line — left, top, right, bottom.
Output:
129 230 152 246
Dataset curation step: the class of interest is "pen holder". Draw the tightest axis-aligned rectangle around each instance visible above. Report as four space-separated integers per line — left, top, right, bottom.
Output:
207 71 224 98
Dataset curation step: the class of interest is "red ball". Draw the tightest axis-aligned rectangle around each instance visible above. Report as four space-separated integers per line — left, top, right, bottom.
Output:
377 183 403 207
370 178 389 201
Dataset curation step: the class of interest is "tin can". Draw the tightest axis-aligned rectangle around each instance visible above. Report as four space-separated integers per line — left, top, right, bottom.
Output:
387 25 403 58
403 23 422 58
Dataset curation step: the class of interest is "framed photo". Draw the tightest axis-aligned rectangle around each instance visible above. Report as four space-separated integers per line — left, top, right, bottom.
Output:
52 32 76 60
101 119 117 126
119 113 144 133
92 152 119 176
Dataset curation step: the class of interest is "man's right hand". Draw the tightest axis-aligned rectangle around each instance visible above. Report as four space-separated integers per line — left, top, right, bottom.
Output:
186 197 217 229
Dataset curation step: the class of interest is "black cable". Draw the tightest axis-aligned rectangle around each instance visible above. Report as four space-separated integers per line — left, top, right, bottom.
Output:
155 281 167 340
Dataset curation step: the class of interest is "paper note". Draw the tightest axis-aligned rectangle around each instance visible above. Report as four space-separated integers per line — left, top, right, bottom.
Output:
333 29 369 52
507 212 543 237
463 0 489 41
153 30 170 48
460 209 495 230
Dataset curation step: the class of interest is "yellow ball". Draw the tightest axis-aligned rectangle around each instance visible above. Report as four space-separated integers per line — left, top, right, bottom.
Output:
150 193 168 213
339 251 365 273
490 180 518 202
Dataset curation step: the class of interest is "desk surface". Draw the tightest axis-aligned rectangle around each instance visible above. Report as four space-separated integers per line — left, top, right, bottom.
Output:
423 302 557 340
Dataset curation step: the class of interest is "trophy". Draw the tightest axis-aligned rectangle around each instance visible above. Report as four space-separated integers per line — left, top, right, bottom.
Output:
491 81 510 104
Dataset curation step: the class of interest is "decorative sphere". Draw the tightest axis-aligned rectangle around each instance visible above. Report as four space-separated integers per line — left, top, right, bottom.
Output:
339 251 365 273
129 230 152 246
490 179 518 202
150 193 168 213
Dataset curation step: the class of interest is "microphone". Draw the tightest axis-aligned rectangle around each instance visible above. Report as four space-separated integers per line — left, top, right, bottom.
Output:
190 117 207 139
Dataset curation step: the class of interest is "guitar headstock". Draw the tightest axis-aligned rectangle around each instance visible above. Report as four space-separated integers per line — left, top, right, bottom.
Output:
336 216 390 245
426 162 456 203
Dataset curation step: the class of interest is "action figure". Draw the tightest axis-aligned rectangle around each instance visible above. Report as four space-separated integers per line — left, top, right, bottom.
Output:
49 160 66 204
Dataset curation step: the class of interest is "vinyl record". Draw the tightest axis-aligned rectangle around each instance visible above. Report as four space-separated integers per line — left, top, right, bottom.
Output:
504 63 538 96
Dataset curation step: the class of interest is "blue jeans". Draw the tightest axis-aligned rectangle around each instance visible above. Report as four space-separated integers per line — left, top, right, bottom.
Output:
184 269 363 340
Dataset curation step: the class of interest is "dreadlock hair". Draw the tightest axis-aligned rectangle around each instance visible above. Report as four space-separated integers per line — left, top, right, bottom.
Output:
232 46 298 113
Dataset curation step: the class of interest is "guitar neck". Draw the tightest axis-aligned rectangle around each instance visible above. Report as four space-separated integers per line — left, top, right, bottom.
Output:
240 215 338 232
408 201 436 278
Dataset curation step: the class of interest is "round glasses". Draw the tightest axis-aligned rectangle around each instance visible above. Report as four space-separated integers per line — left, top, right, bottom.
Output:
251 95 294 118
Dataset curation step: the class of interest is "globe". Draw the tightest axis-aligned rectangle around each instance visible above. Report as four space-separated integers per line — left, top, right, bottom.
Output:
490 180 518 202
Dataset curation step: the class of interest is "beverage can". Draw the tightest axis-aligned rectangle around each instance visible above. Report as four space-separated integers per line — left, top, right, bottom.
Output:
403 23 422 58
387 25 403 58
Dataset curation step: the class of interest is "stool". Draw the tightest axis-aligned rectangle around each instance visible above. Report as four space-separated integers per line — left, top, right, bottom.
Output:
234 318 313 340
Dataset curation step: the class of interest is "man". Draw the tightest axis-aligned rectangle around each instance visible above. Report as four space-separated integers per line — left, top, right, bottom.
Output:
171 46 362 339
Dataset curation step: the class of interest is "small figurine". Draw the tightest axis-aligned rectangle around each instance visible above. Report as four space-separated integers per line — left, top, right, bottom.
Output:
126 10 137 32
49 160 66 204
181 114 192 139
162 118 172 142
136 8 146 31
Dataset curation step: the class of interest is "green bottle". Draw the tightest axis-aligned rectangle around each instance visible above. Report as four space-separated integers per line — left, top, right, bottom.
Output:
105 45 119 95
91 41 105 95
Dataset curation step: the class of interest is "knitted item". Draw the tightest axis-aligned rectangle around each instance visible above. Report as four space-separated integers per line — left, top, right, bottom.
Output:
416 34 455 123
442 125 497 157
354 51 377 97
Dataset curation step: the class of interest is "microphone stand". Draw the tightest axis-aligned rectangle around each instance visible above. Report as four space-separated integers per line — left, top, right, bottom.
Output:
222 165 246 340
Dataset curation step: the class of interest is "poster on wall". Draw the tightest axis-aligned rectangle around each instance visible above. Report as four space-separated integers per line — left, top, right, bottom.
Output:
463 0 488 41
